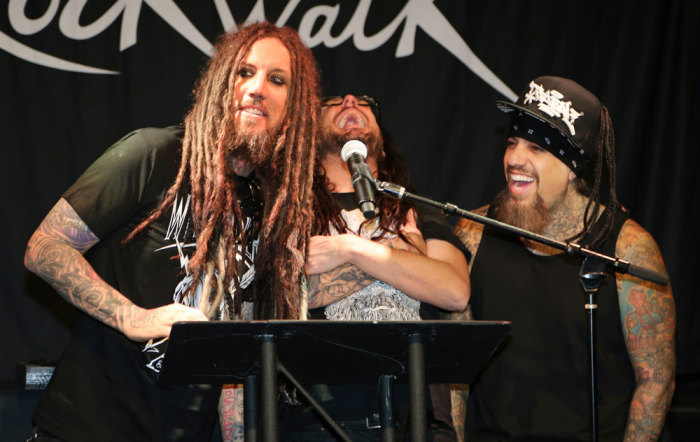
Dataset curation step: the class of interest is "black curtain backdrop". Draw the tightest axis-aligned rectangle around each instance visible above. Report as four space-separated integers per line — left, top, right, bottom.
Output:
1 0 698 399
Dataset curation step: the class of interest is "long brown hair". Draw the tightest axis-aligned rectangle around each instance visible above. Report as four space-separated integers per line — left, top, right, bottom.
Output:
312 128 416 243
126 22 320 320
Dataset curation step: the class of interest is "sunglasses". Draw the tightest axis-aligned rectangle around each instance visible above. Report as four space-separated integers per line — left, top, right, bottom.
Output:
322 94 381 123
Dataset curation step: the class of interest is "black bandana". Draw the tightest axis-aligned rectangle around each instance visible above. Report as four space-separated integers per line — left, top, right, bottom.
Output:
506 110 591 174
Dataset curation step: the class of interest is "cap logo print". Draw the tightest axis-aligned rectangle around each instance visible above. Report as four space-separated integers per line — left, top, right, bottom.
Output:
523 81 583 136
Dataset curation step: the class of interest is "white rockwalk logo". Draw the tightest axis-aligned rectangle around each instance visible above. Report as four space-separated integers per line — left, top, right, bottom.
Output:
0 0 516 100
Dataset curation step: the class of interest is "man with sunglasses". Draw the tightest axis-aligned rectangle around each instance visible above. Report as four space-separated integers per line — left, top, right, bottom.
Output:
279 94 470 440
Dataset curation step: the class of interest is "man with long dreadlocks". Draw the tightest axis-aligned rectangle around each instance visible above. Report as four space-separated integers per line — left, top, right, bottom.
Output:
452 76 675 441
23 22 319 441
277 93 470 440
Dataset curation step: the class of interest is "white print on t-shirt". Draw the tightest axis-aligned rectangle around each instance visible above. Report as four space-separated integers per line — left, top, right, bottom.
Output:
144 194 258 373
142 337 168 373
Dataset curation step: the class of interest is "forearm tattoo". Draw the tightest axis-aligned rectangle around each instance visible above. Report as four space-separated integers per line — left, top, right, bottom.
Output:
307 263 375 308
219 386 245 442
450 385 469 442
25 199 129 329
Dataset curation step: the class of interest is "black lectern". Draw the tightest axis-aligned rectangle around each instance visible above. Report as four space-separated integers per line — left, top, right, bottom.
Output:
159 320 510 441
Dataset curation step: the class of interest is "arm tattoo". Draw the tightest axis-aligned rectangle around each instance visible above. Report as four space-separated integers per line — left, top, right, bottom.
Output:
449 304 473 322
41 198 99 252
454 205 487 271
307 263 375 308
219 385 245 442
25 198 129 330
450 385 469 442
616 221 676 441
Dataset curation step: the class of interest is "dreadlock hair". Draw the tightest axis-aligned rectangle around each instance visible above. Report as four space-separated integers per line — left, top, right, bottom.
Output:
312 128 417 247
569 105 621 250
125 22 320 320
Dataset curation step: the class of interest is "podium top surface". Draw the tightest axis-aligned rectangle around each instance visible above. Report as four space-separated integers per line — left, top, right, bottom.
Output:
158 320 511 385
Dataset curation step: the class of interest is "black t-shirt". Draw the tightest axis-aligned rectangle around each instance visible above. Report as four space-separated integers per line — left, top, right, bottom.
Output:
35 126 259 441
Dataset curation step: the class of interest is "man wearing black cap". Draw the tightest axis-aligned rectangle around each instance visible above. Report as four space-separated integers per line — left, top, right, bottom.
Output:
453 77 675 441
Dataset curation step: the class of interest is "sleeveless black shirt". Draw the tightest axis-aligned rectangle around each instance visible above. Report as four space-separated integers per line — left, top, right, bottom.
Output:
467 207 635 441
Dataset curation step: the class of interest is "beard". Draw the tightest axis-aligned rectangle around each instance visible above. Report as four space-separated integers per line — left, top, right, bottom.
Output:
491 186 551 234
227 123 282 176
319 125 383 160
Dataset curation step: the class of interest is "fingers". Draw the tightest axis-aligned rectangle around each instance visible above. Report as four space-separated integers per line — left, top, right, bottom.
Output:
401 209 422 235
162 303 208 322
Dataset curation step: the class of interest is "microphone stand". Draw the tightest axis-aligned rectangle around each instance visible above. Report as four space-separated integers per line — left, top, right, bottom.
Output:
374 179 669 442
579 257 608 442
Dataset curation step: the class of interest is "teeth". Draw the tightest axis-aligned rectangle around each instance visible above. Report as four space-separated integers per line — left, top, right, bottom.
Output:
510 173 535 183
243 108 264 116
337 111 365 129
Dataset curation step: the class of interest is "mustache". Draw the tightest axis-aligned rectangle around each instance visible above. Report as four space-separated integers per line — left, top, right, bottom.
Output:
506 165 537 178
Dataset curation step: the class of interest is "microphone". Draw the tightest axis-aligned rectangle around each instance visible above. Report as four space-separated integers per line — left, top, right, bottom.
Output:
340 140 377 219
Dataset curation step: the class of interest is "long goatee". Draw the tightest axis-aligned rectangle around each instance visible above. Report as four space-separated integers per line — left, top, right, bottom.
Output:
491 187 551 234
227 128 279 175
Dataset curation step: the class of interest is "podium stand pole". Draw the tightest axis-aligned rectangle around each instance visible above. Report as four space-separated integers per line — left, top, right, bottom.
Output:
244 375 257 442
261 335 278 441
379 375 395 442
408 333 426 441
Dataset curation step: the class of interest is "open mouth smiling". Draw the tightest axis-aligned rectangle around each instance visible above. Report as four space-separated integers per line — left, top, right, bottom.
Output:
336 109 365 129
508 172 537 196
510 172 535 187
240 105 267 118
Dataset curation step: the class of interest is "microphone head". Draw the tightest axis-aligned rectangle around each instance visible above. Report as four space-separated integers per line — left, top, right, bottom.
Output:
341 140 368 161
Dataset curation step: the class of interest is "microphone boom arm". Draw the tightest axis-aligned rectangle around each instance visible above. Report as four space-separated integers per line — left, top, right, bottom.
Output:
375 180 669 286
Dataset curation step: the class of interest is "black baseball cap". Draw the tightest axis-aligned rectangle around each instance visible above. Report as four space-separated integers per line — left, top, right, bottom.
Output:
496 76 602 175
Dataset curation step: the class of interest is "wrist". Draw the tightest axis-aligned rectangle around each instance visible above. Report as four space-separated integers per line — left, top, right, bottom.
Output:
115 302 141 333
344 233 389 266
341 233 362 264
